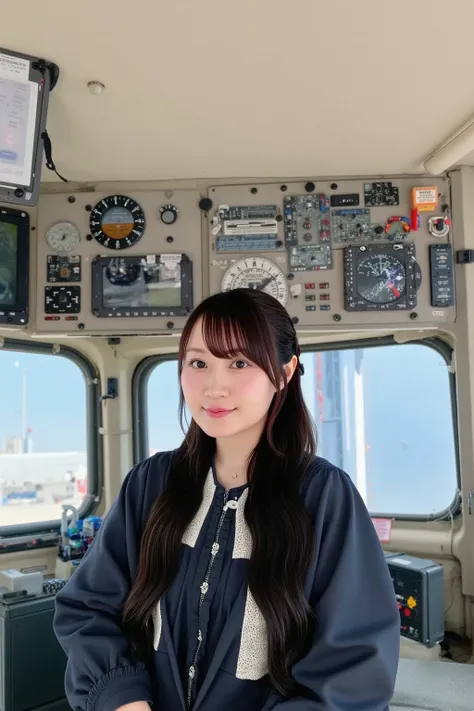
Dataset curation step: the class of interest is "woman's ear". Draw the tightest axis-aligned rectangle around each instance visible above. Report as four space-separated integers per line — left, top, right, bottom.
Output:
280 355 298 390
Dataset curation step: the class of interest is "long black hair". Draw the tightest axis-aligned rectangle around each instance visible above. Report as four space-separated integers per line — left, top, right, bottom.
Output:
123 289 317 697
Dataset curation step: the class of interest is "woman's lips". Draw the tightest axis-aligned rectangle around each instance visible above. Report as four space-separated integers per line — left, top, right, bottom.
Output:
203 408 235 418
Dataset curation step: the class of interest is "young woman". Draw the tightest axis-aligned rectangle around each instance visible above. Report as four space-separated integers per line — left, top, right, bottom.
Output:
54 288 400 711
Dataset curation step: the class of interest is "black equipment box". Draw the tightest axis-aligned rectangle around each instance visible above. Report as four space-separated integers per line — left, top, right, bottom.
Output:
0 592 70 711
385 552 444 647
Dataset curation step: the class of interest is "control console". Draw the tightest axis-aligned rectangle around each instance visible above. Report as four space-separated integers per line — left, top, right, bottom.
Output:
207 178 455 329
0 176 457 336
34 191 203 334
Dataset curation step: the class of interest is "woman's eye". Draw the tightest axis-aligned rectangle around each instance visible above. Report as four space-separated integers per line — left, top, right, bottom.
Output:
190 359 206 369
233 360 248 369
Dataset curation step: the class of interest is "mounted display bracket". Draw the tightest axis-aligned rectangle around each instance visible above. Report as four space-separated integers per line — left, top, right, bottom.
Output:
0 47 60 207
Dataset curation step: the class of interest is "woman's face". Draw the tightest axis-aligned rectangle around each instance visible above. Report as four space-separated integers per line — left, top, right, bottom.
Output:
180 319 279 441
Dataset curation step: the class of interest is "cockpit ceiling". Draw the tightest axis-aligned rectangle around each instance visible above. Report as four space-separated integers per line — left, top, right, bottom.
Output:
4 0 474 183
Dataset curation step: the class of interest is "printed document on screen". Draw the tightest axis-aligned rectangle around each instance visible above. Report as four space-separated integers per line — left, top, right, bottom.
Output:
0 54 39 187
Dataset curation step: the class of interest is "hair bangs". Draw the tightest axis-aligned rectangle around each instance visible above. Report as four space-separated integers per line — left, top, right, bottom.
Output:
201 308 278 384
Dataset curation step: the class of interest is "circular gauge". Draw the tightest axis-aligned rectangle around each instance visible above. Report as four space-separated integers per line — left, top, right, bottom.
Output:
46 222 81 252
221 257 288 305
159 204 178 225
357 253 406 303
89 195 145 249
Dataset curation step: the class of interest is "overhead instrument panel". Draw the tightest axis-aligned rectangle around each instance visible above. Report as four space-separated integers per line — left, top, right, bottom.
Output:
35 191 202 335
207 178 455 329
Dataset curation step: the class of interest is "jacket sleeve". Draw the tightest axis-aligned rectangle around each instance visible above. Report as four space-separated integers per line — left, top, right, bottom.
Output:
262 465 400 711
53 454 166 711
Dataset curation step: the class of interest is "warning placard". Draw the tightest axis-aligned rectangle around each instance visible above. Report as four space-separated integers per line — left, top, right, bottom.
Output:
371 517 392 543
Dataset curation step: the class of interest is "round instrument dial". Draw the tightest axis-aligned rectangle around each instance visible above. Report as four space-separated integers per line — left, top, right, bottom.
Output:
46 222 81 252
159 204 178 224
357 253 406 303
221 257 288 305
89 195 145 249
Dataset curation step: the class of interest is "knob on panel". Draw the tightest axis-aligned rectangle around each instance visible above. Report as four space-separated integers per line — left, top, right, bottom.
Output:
159 204 179 224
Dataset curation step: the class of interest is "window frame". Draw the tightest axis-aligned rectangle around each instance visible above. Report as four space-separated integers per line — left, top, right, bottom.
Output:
0 337 102 540
133 336 461 522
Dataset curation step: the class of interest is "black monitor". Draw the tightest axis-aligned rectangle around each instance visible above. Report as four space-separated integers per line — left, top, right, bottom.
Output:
0 207 29 325
0 47 59 207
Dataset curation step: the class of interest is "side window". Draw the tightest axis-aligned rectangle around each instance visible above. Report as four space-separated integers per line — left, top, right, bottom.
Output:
144 342 458 518
147 359 186 453
0 349 89 529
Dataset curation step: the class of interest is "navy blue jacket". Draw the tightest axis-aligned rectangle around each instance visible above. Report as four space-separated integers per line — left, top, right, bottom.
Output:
53 450 400 711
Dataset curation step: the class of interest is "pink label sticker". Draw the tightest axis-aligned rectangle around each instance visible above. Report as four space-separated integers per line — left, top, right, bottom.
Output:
371 517 392 543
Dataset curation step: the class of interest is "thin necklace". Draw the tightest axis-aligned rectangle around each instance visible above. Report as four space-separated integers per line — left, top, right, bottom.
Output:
232 473 238 479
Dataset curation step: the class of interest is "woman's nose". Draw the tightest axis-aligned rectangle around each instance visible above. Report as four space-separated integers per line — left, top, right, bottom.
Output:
204 370 229 398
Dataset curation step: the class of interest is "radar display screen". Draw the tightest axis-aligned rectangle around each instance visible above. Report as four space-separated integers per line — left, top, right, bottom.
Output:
0 221 18 306
357 252 406 303
344 243 420 311
91 254 193 317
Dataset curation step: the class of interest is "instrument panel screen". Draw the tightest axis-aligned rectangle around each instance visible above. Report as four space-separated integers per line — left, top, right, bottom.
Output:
0 221 18 307
102 261 181 309
91 254 193 317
